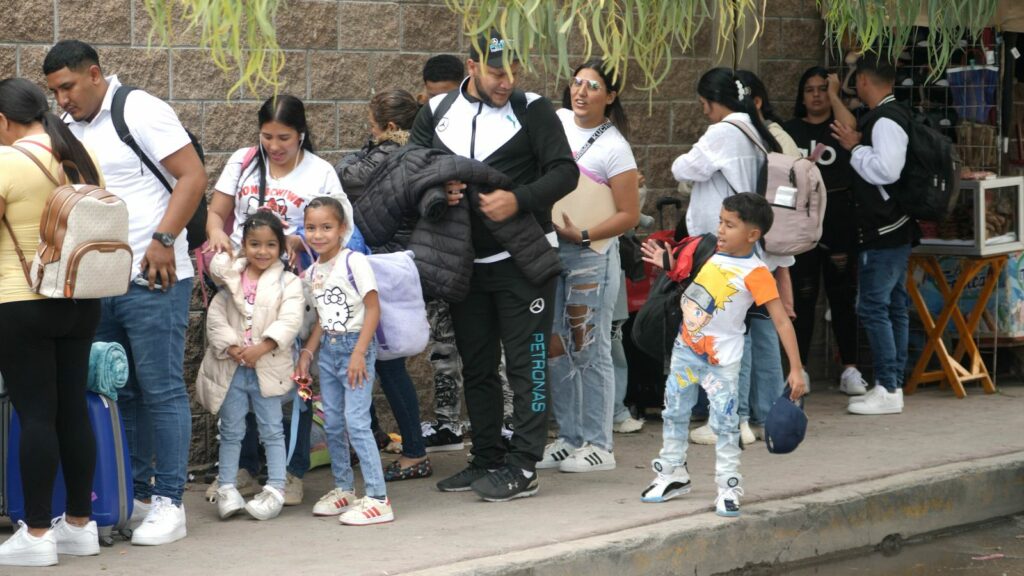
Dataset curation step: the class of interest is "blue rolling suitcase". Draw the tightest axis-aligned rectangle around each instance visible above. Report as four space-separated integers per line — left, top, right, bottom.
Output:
6 392 134 545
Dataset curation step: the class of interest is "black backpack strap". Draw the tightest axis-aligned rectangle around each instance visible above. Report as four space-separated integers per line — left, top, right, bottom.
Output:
431 90 460 130
509 90 528 129
110 85 173 194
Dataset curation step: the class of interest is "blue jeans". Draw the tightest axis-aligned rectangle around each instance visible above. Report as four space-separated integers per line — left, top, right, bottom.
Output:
218 367 286 490
318 332 385 498
737 317 785 426
550 240 619 452
376 357 426 459
95 280 192 504
659 339 742 484
857 245 912 391
239 397 312 479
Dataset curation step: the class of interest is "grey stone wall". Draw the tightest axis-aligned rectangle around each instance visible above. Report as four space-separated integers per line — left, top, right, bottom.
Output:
0 0 826 466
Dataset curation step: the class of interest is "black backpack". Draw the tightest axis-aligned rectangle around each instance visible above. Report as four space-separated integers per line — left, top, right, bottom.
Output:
111 85 208 251
882 105 961 223
631 234 718 372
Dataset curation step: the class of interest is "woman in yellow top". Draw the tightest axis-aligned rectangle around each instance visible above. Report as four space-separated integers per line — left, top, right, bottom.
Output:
0 78 106 567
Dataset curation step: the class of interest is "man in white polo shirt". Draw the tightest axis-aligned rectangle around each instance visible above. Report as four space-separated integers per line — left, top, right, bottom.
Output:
44 40 207 546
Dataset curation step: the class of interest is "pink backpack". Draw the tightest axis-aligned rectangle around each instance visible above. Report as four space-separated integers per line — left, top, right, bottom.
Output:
724 121 827 256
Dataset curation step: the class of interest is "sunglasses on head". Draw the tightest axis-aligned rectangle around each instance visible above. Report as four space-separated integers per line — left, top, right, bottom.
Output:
572 77 602 91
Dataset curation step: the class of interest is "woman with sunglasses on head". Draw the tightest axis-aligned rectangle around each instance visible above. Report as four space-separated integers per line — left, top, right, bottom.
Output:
782 67 867 395
0 78 105 566
203 94 355 508
538 59 639 474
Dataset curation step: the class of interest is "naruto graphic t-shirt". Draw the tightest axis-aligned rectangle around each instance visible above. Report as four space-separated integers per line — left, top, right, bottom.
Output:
308 249 378 334
678 252 779 366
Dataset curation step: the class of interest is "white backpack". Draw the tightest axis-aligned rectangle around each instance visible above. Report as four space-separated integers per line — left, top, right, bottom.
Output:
2 146 132 299
724 121 827 256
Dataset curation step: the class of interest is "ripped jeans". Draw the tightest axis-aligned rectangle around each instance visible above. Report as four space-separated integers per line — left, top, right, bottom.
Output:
550 239 619 452
659 338 742 484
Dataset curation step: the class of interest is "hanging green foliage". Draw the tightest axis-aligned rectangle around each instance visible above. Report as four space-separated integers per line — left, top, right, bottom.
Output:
819 0 1000 75
141 0 285 97
445 0 761 91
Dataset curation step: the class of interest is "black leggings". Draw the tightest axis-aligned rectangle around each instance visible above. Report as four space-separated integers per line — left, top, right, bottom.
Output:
0 299 100 528
789 246 860 366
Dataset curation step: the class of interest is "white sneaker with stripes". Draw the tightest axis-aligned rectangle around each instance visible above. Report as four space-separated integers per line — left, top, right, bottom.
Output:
339 497 394 526
559 443 616 473
537 438 576 469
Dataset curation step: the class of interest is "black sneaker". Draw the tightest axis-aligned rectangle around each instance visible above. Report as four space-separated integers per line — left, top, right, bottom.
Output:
436 463 489 492
470 465 539 502
422 422 465 453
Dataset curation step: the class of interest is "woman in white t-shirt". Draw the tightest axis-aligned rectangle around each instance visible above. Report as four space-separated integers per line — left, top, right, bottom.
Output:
206 94 353 261
539 59 639 474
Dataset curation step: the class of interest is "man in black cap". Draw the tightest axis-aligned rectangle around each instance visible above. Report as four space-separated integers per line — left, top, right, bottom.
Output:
410 31 578 501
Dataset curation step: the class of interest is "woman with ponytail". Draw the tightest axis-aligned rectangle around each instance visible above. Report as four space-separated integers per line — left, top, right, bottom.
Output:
0 77 105 566
205 94 355 263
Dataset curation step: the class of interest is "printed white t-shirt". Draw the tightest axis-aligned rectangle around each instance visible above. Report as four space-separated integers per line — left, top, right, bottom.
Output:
66 75 195 279
308 249 378 334
678 251 779 366
214 147 349 249
556 108 637 184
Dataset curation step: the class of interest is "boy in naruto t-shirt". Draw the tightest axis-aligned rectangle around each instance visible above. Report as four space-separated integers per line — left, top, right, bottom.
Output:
640 193 805 517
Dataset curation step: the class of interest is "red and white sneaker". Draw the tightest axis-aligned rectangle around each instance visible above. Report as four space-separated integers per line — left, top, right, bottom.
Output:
312 488 356 517
339 497 394 526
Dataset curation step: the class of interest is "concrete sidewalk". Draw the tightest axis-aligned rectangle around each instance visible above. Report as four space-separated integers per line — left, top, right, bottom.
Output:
6 381 1024 575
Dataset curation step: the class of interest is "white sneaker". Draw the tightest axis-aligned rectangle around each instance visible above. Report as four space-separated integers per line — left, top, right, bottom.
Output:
641 460 691 503
689 424 717 445
537 438 576 469
245 486 285 521
848 386 903 415
339 497 394 526
849 385 903 406
215 485 246 519
50 515 99 556
0 521 57 567
715 476 744 517
559 444 616 472
130 498 151 528
739 421 757 446
839 367 868 395
312 488 357 517
205 468 260 502
613 416 645 434
131 495 187 546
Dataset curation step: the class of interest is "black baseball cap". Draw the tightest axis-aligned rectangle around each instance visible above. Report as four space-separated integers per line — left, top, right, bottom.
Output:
469 30 519 68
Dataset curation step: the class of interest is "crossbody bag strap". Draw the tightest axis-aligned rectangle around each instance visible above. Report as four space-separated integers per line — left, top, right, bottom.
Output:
12 144 64 186
574 121 613 162
1 217 32 286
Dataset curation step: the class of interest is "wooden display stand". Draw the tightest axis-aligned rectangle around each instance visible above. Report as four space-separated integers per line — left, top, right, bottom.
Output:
906 253 1007 398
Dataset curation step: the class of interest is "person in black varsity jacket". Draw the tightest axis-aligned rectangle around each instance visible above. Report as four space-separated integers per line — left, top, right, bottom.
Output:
830 53 919 417
410 31 578 501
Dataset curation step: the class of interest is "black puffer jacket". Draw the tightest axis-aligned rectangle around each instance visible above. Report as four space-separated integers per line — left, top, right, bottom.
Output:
353 145 562 301
335 138 413 253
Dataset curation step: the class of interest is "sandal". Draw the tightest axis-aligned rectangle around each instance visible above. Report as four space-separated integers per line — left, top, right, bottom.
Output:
383 458 433 482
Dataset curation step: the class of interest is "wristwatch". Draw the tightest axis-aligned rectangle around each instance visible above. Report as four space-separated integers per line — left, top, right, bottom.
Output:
580 229 591 249
152 232 176 247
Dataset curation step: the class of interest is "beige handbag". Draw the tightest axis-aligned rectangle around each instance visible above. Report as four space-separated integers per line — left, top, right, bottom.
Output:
1 145 132 299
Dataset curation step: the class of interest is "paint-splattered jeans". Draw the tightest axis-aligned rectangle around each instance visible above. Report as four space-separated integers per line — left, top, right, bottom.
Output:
550 240 619 452
659 338 742 484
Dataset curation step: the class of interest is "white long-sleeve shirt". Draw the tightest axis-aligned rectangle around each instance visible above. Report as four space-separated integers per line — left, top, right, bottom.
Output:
851 96 908 199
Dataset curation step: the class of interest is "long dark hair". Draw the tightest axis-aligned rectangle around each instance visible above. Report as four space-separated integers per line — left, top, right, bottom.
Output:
735 70 783 125
793 66 829 119
248 94 315 202
697 67 780 153
241 209 286 260
0 78 100 185
561 58 630 140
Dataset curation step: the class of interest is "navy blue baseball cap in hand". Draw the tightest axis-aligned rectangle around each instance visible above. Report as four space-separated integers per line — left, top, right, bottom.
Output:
764 388 807 454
